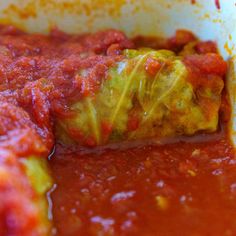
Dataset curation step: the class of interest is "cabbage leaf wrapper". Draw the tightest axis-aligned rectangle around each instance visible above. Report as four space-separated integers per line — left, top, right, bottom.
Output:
57 49 224 146
0 150 52 236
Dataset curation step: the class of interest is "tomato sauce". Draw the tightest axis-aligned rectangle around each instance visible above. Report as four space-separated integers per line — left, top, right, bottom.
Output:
0 24 235 236
191 0 221 9
50 133 236 236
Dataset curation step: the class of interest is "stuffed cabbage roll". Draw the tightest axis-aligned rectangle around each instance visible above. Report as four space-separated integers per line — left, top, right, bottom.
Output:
0 102 52 236
56 49 226 146
0 150 52 236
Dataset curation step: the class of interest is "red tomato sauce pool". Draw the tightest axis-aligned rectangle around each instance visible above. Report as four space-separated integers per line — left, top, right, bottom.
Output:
49 131 236 236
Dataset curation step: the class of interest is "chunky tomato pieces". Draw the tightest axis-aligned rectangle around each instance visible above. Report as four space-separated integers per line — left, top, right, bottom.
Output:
184 53 227 76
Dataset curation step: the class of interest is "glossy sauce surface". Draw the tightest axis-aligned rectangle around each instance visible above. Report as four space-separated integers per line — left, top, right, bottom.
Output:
50 133 236 236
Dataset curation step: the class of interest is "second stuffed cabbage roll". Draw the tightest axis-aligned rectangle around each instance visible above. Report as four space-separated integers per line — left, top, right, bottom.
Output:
0 149 52 236
0 101 52 236
56 49 226 146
